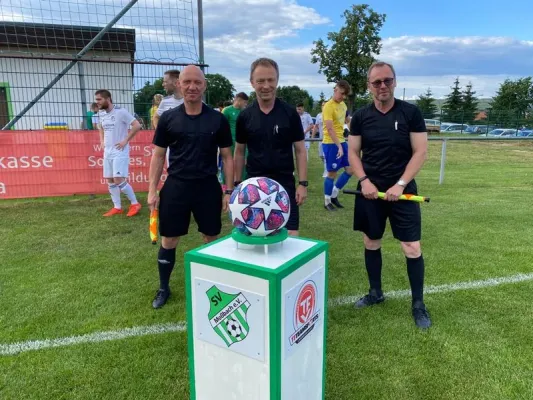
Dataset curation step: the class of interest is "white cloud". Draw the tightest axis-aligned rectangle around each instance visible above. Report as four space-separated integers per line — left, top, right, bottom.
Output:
2 0 533 103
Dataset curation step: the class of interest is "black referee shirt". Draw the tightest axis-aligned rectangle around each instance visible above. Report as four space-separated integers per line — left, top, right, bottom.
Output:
235 98 304 178
153 103 232 180
350 99 426 189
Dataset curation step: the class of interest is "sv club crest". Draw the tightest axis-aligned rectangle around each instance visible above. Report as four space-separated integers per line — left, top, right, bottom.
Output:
207 285 251 347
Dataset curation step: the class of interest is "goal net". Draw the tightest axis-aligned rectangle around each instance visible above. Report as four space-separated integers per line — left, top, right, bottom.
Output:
0 0 202 130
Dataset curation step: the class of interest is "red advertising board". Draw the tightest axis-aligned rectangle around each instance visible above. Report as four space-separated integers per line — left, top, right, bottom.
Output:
0 130 166 199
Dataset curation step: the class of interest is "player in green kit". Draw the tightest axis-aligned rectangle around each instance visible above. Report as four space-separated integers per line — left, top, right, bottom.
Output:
222 92 249 182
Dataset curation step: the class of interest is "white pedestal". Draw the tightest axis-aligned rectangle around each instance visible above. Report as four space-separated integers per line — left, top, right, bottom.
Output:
185 235 329 400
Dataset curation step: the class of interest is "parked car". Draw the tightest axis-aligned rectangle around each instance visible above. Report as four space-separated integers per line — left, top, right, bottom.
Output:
441 124 468 133
424 119 440 133
517 130 533 137
482 129 517 137
466 125 497 134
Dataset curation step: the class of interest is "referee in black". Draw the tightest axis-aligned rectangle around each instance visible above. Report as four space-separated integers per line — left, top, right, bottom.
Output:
147 65 234 309
348 61 431 329
234 57 308 236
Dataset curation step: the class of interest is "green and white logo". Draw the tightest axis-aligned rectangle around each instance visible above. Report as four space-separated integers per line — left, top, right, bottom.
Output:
207 285 251 347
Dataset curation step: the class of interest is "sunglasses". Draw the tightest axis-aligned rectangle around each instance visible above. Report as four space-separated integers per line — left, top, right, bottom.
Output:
369 78 395 88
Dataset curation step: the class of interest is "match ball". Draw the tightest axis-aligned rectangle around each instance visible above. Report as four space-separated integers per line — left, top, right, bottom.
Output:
229 177 290 236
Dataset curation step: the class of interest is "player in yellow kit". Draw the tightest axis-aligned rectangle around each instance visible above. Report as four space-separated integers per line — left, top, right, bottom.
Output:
321 80 353 211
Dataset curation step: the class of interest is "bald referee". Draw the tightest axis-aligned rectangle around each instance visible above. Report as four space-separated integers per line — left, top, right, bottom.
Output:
148 65 234 309
348 61 431 329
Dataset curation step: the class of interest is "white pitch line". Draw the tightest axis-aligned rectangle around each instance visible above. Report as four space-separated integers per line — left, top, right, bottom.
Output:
328 272 533 307
0 322 186 356
2 272 533 356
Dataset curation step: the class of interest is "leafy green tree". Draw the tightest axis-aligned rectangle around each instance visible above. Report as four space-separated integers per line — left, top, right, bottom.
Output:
205 73 235 107
311 4 386 106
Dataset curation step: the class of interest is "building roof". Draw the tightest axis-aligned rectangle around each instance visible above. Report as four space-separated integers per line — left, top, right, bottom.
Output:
0 22 135 57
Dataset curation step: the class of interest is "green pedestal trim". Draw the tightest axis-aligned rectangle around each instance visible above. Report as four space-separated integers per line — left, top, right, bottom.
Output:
231 228 288 245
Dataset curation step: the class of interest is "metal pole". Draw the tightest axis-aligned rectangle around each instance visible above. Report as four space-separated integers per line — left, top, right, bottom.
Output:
439 139 447 185
78 62 88 129
2 0 139 130
197 0 205 72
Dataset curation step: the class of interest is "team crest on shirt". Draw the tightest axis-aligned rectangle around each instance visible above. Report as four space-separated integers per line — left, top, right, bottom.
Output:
207 285 251 347
332 163 337 169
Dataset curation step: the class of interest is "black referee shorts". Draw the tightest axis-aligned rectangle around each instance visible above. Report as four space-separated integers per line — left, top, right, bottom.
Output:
159 175 222 237
353 181 421 242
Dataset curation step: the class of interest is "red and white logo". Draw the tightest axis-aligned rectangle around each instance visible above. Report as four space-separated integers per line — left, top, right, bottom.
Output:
294 281 317 329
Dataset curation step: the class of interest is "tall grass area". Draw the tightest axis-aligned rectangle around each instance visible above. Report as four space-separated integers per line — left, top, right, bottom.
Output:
1 140 532 399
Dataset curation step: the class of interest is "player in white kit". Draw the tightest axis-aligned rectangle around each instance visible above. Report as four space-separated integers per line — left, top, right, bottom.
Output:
296 103 314 160
95 89 143 217
152 70 184 129
152 70 184 168
313 102 328 177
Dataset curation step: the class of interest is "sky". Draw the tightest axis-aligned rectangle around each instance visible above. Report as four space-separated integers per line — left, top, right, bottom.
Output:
202 0 533 100
1 0 533 101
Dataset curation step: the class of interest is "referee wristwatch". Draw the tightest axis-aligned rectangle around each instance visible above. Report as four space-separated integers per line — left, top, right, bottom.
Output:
224 188 234 195
298 181 309 187
397 179 407 187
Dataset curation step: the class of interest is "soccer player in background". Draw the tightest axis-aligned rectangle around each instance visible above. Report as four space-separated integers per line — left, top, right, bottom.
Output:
234 57 308 236
321 81 354 211
348 61 431 329
95 90 142 217
152 70 183 130
313 101 327 177
296 102 314 160
222 92 249 182
147 65 234 309
150 94 163 129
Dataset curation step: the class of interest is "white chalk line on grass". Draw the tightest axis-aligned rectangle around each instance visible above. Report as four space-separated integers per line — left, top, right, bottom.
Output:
2 272 533 356
328 272 533 307
0 322 186 356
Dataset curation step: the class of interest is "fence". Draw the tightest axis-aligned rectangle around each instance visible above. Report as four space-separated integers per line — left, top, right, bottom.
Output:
421 109 532 133
0 0 205 131
2 131 533 200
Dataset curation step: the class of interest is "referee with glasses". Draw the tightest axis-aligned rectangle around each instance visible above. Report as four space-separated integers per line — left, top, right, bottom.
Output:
348 61 431 329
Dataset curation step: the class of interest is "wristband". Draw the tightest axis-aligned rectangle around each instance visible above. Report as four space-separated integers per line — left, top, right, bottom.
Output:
224 189 234 195
359 176 369 183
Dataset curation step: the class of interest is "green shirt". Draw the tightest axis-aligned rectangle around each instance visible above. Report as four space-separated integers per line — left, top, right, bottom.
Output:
86 111 95 130
222 105 241 141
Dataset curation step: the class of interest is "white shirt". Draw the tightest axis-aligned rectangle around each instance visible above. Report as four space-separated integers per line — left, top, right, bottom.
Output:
156 95 184 116
300 112 314 139
99 106 136 156
315 113 323 139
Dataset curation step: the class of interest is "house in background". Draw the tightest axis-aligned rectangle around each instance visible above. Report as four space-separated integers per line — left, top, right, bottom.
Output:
0 22 135 130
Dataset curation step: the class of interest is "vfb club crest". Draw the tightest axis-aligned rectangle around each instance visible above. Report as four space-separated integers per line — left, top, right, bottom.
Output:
289 280 320 346
207 285 251 347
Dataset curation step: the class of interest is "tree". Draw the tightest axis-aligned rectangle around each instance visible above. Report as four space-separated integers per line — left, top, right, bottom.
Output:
133 78 164 121
277 86 314 109
416 88 438 119
205 73 235 107
311 4 386 107
352 91 373 111
489 77 533 126
312 91 327 115
462 82 479 124
442 78 463 122
247 85 314 111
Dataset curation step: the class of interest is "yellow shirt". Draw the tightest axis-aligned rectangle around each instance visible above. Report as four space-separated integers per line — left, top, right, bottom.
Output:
322 99 347 144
